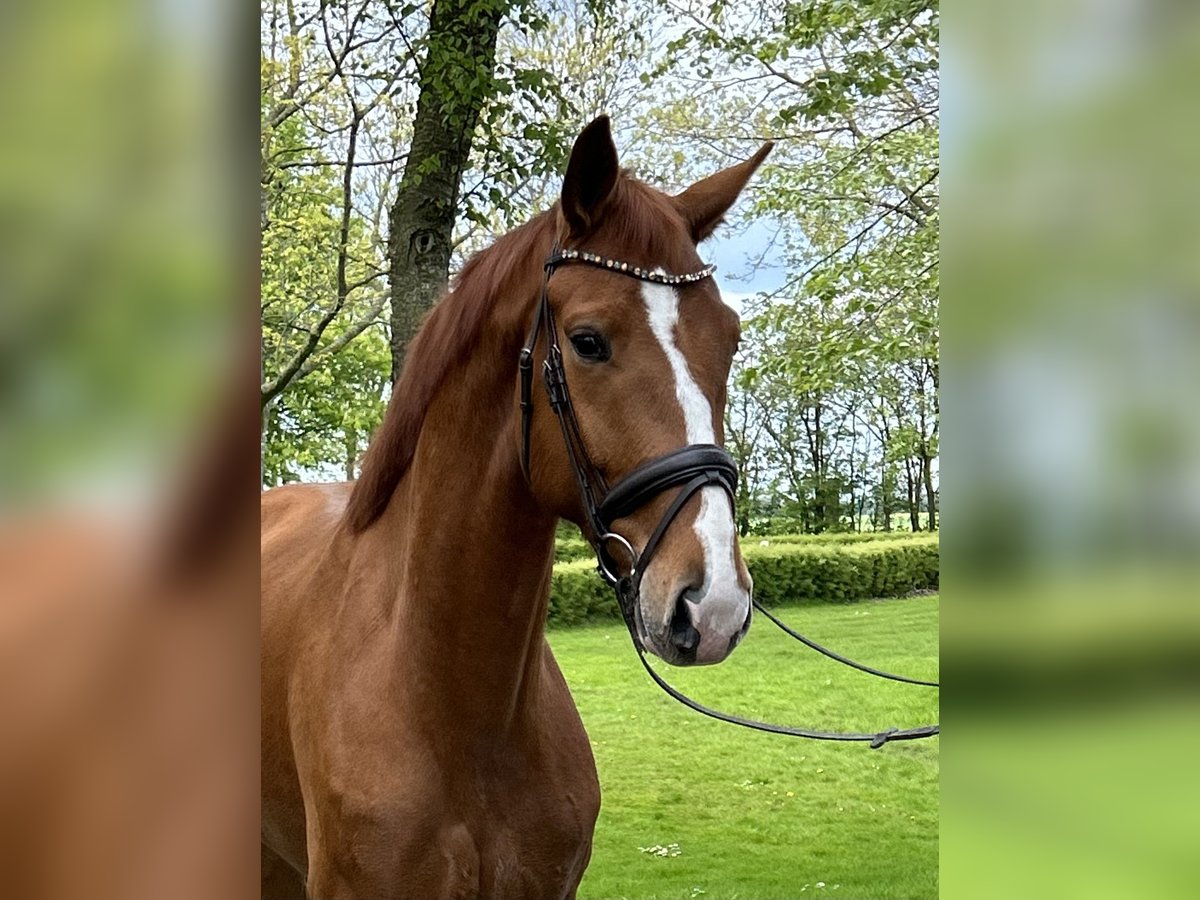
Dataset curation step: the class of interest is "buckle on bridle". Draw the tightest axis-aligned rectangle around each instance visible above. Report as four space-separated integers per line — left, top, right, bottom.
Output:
543 353 569 410
518 349 533 410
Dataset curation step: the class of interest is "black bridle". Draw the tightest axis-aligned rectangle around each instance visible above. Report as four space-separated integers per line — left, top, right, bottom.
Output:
520 246 939 749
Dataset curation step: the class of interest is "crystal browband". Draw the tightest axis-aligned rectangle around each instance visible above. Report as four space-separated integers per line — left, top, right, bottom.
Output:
548 248 717 286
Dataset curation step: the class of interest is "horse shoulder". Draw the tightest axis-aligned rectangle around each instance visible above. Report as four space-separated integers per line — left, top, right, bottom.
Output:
536 639 602 826
261 482 355 872
262 482 351 553
261 482 353 654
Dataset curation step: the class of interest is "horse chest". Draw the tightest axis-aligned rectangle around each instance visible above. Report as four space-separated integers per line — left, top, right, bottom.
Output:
304 714 598 899
451 776 597 900
412 735 593 893
306 771 595 900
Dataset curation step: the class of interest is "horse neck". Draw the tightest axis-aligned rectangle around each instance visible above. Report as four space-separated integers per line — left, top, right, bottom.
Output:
360 323 559 734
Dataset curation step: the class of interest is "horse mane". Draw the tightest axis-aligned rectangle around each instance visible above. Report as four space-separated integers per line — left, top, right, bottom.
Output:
343 209 559 532
344 174 693 532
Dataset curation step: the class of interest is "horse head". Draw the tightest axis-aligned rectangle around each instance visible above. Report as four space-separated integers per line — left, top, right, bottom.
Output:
524 117 772 666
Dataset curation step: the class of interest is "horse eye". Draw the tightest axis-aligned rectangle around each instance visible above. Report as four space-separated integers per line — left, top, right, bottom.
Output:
568 330 611 362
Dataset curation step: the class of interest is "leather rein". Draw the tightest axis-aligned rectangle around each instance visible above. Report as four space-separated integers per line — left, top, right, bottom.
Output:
519 246 939 749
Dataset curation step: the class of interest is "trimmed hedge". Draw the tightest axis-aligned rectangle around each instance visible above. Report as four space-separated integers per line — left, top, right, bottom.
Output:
753 531 932 545
547 533 938 628
740 536 939 607
554 537 594 563
553 529 932 562
555 530 931 562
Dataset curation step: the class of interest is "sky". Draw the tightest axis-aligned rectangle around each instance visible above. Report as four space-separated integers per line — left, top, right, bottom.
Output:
706 215 790 315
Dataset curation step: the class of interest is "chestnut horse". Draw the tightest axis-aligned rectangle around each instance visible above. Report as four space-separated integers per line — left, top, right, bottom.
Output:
261 117 772 899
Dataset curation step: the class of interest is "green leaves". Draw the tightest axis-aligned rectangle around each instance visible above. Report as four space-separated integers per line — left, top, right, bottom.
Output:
260 47 390 485
644 0 938 532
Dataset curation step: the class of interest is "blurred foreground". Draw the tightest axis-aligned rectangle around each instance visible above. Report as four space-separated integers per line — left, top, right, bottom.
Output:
944 0 1200 897
0 1 259 897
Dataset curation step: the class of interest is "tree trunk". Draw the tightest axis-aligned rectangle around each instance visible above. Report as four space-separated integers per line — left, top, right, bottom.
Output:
344 427 358 482
878 413 893 531
904 456 920 532
916 368 936 531
879 462 892 531
922 451 937 530
388 0 504 382
813 401 826 531
737 481 751 537
847 413 858 531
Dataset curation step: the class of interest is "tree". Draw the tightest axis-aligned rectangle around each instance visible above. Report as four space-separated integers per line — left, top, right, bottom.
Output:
388 0 680 379
645 0 939 532
260 0 657 481
387 0 507 379
261 0 410 412
260 70 393 484
260 0 412 484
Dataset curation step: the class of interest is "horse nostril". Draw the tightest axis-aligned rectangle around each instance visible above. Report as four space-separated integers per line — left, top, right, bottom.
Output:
668 593 700 659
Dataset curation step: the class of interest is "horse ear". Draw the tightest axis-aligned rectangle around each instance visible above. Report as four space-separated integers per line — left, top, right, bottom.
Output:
674 143 775 242
560 116 619 236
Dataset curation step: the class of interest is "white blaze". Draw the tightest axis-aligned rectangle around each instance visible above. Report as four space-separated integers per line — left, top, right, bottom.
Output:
640 280 746 633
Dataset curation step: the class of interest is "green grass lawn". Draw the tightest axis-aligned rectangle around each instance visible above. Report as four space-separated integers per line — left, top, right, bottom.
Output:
548 595 939 900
